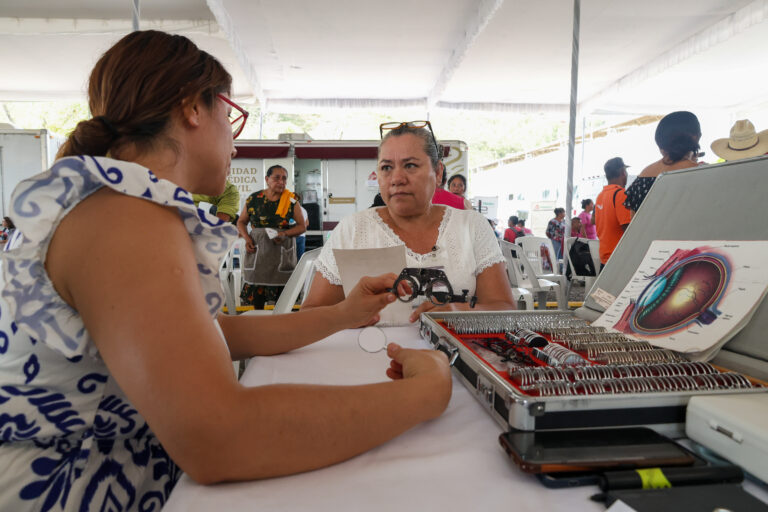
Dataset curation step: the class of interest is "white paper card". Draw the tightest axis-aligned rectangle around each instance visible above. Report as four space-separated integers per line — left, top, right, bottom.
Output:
606 500 637 512
590 287 617 309
333 246 413 326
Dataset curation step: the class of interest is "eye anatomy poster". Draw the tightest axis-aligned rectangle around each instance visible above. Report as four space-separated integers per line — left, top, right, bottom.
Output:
593 241 768 361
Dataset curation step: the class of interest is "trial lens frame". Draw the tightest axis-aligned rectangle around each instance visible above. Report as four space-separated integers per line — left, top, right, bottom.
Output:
391 267 477 308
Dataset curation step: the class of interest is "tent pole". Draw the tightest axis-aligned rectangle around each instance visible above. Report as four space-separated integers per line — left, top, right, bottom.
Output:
132 0 140 31
564 0 580 240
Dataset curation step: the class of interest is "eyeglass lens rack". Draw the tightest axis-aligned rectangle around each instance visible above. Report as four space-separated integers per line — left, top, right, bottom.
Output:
439 313 762 398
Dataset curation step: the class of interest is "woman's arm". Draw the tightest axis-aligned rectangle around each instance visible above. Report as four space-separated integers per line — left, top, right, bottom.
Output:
236 202 255 252
277 202 307 239
290 201 307 235
301 271 346 311
46 189 451 485
220 273 396 359
408 261 515 322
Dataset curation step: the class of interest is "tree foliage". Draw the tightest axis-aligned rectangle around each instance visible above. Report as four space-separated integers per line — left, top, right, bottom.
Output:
1 100 574 169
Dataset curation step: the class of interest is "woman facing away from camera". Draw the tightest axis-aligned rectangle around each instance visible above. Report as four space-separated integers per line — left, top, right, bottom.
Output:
577 199 597 239
302 121 515 324
0 31 451 511
624 111 702 218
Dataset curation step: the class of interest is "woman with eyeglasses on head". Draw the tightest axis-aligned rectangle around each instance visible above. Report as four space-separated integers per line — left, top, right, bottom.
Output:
236 164 306 309
303 121 516 324
0 31 451 510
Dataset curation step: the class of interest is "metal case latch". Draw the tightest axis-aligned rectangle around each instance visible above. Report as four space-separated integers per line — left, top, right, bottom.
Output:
476 375 494 408
528 402 546 417
432 336 460 367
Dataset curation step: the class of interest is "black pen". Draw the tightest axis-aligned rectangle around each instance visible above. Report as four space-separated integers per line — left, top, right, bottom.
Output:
598 465 744 492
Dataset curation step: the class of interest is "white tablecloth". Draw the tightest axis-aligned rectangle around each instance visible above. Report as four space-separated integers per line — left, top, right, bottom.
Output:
164 326 604 511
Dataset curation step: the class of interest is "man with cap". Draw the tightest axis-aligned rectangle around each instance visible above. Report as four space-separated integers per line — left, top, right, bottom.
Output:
594 157 631 267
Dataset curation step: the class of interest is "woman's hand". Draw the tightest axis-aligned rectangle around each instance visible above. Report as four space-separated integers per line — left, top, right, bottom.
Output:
335 273 398 327
385 343 452 418
408 301 461 323
244 236 256 253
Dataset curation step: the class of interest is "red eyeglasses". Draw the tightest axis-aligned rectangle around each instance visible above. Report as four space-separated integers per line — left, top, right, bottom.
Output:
217 93 249 139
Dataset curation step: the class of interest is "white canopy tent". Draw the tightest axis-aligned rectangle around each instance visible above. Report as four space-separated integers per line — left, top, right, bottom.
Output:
1 0 766 115
2 0 767 226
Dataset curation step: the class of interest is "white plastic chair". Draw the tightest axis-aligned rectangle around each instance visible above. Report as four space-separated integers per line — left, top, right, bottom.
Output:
272 247 322 314
229 238 244 309
241 247 322 317
517 237 568 309
564 237 599 296
235 247 321 373
219 254 237 316
497 241 535 311
499 240 560 310
588 239 601 276
219 238 245 315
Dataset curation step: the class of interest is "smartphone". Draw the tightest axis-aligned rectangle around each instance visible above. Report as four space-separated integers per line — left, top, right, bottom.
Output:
499 427 696 474
535 471 602 488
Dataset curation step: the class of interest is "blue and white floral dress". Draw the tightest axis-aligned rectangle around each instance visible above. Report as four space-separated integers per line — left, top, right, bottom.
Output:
0 156 237 511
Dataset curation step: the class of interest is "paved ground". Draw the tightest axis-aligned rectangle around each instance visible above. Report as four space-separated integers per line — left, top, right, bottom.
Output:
544 277 587 309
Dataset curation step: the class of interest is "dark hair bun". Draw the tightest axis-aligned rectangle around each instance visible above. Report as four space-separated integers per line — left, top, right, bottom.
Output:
665 134 699 162
65 117 120 157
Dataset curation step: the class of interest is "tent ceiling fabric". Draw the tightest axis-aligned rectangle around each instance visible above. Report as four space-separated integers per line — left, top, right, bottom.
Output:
0 0 766 114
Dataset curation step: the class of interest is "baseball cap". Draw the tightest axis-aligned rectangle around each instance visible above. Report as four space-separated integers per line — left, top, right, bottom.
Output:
604 157 629 175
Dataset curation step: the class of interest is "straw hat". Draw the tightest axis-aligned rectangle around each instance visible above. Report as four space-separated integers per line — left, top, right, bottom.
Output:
710 119 768 161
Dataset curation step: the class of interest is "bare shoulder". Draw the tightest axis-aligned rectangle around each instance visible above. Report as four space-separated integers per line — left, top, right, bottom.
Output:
55 187 189 252
67 187 180 225
48 187 193 304
638 160 663 177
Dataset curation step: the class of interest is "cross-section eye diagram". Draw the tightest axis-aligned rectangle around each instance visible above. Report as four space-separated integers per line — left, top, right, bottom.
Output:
614 247 730 336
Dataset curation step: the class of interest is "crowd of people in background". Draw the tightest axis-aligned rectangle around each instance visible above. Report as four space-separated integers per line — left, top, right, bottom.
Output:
193 108 768 306
514 111 768 276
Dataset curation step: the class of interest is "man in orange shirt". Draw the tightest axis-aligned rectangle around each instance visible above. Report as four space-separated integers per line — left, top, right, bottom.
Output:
594 157 632 265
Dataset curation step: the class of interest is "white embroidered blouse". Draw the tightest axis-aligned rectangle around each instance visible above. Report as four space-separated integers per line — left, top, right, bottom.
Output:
315 207 505 324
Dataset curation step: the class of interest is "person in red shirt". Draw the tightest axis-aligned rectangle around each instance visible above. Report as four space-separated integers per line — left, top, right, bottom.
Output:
503 215 520 243
432 169 472 209
594 157 632 265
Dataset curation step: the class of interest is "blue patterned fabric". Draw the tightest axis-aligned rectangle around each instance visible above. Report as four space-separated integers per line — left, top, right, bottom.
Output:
0 156 237 511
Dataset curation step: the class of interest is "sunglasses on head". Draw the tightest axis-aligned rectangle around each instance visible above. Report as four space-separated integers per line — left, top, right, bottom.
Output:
379 120 440 157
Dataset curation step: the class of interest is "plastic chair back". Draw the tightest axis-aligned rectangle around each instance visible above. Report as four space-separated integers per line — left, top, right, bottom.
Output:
519 236 560 276
272 248 322 314
499 240 536 289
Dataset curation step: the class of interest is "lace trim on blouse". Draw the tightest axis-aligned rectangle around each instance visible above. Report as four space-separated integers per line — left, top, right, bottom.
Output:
371 206 450 261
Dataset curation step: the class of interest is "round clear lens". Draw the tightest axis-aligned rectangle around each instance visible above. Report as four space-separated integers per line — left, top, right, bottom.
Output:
393 276 419 303
358 326 387 353
427 278 452 305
